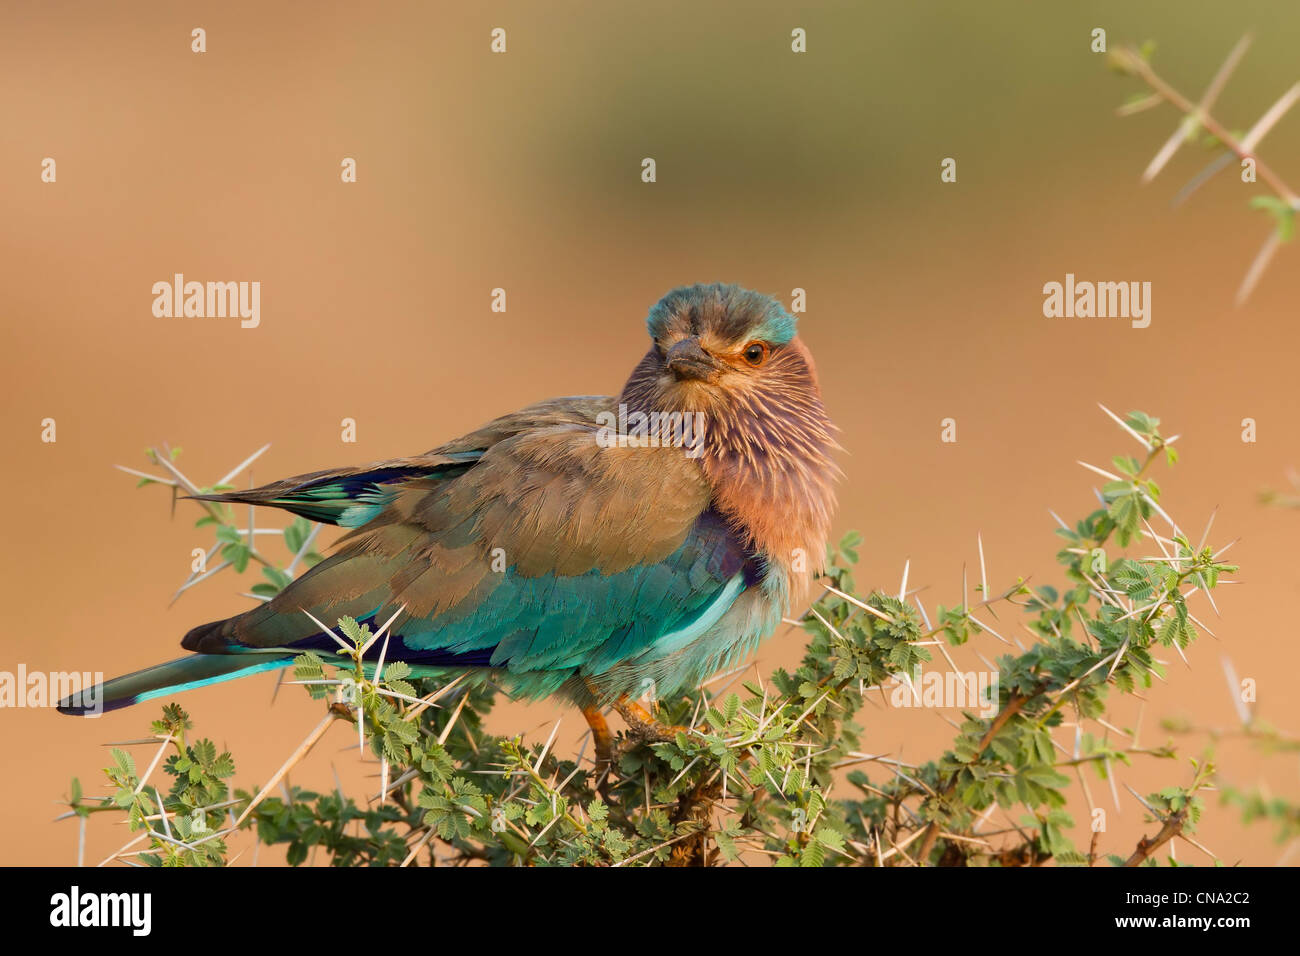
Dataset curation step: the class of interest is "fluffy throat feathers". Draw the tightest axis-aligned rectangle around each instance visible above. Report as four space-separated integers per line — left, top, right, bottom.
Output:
618 336 839 602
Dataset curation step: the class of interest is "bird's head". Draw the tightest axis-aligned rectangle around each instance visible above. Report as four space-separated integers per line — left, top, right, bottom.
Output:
623 283 812 415
618 283 840 595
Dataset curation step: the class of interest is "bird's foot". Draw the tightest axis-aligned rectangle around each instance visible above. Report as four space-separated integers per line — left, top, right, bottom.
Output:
581 695 689 792
611 695 688 747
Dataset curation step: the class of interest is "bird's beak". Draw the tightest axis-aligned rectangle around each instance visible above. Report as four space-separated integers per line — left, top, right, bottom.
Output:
665 337 719 382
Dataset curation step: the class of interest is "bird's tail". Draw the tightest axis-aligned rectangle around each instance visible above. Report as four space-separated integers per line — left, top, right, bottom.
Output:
56 652 296 716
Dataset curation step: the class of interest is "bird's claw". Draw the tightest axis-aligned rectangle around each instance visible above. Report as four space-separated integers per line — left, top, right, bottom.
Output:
611 695 688 747
582 694 689 795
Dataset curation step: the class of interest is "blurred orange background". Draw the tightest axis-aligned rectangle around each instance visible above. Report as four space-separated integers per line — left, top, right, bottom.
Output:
2 1 1298 865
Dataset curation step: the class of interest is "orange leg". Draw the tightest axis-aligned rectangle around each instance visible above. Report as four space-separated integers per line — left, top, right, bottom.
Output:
581 704 615 767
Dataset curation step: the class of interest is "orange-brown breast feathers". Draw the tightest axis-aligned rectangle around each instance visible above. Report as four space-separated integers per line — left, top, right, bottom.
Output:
697 336 839 602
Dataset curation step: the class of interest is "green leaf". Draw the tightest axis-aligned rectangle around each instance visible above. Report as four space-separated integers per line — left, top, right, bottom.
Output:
1249 195 1296 242
284 517 311 555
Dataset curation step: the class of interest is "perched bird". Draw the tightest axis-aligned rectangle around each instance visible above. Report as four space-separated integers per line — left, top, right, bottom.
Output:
59 283 838 753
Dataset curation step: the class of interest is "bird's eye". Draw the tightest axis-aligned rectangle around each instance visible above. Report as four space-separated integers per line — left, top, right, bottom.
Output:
741 341 769 367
